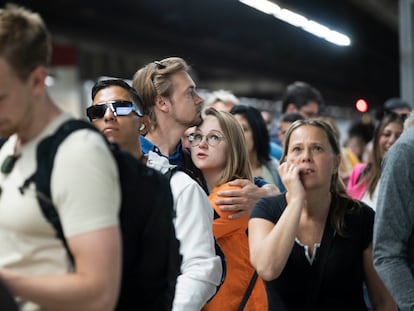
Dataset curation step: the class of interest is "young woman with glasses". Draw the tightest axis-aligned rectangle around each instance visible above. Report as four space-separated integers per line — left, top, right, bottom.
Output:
190 107 267 311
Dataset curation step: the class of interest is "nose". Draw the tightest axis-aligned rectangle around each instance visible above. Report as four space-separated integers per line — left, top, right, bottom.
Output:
103 105 116 121
300 148 312 162
194 92 203 105
388 134 398 145
198 136 208 148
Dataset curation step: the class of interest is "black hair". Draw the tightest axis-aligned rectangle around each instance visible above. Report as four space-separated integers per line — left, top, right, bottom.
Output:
347 121 375 144
230 105 270 165
91 79 144 112
281 81 324 113
280 112 305 123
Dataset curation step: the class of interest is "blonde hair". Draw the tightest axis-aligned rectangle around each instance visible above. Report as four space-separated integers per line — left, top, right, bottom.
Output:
202 107 253 185
132 57 190 128
0 4 51 80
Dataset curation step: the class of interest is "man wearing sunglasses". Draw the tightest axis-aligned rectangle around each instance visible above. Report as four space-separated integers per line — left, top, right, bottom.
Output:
0 5 121 311
88 80 145 160
133 57 279 220
89 79 223 311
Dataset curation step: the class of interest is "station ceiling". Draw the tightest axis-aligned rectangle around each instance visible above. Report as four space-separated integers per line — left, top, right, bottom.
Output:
11 0 400 111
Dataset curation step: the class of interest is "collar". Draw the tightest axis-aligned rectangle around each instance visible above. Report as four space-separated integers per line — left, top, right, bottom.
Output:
140 135 184 167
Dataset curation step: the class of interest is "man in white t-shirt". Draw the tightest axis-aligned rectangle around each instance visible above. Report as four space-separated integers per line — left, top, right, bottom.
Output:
0 5 122 311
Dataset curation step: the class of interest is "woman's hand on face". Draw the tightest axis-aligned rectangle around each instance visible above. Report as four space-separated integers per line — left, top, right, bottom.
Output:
278 162 306 200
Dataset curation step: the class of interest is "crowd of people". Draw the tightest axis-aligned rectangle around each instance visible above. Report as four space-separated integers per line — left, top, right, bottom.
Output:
0 4 413 311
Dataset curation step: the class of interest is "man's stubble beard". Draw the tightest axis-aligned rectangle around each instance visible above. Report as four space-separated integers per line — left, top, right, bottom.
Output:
173 110 202 129
191 113 202 127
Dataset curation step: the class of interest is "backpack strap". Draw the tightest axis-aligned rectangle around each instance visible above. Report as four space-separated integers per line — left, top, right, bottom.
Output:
0 279 18 311
163 166 180 184
19 119 98 266
181 147 209 193
0 137 7 149
237 271 258 311
164 162 227 302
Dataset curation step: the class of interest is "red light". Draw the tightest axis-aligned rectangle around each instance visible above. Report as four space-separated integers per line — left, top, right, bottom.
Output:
355 99 368 113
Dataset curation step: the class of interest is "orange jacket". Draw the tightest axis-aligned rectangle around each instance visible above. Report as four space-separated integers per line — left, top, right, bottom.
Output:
203 183 267 311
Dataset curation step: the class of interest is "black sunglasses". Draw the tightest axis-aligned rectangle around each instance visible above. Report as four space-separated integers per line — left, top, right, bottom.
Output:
86 100 143 121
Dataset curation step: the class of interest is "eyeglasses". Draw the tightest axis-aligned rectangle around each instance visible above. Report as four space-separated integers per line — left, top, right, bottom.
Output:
188 132 225 147
86 100 143 121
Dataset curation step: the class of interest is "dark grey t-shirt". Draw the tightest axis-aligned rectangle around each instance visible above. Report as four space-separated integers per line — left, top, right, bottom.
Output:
373 125 414 310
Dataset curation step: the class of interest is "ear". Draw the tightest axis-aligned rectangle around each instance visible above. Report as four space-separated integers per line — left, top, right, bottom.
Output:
28 66 48 95
155 95 170 113
140 115 151 135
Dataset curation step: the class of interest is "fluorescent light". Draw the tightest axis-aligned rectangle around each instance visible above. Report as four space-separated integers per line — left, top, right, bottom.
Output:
303 20 330 38
275 9 307 27
325 30 351 46
239 0 280 15
239 0 351 46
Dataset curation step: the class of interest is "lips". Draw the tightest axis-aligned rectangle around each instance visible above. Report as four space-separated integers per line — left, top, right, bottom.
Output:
103 126 118 134
299 168 315 175
196 152 207 159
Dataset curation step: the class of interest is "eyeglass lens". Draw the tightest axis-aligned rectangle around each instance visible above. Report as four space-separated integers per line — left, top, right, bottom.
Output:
87 101 137 120
190 133 224 147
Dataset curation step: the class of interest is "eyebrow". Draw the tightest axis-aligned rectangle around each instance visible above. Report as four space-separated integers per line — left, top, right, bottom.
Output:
195 129 223 135
289 141 324 146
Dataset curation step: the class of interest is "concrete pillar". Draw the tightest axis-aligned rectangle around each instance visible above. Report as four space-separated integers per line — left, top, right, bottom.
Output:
399 0 414 107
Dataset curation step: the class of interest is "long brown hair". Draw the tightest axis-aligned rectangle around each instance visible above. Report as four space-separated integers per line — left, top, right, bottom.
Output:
281 119 354 236
362 113 404 198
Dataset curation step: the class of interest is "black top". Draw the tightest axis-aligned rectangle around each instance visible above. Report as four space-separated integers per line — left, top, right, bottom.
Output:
250 194 374 311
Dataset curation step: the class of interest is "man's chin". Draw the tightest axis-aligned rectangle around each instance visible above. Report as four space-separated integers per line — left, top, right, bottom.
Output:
191 116 203 127
105 135 119 144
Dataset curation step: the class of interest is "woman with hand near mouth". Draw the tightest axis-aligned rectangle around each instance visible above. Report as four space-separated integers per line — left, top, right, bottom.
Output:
190 107 267 311
248 119 396 311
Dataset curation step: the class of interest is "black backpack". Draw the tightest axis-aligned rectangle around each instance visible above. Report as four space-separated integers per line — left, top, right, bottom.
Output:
164 166 227 304
10 119 181 311
0 279 18 311
0 138 6 149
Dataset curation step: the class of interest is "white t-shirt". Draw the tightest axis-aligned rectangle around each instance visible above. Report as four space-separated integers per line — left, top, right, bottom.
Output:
361 179 380 211
0 113 120 278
